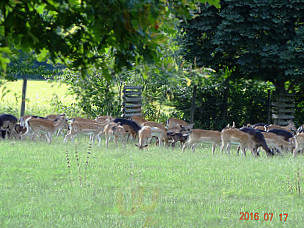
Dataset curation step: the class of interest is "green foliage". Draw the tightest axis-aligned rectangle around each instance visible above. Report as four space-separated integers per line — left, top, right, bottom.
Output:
0 0 220 78
178 1 304 93
6 50 60 80
170 70 275 129
57 68 120 117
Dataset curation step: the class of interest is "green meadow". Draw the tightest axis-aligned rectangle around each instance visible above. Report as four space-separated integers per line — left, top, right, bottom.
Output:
1 79 304 227
0 139 304 227
0 80 77 117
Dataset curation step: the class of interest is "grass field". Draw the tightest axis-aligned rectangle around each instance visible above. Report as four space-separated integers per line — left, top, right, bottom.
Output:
1 79 304 227
1 138 304 227
0 80 78 117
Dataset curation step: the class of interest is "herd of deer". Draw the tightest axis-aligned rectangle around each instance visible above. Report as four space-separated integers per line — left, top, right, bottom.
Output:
1 113 304 157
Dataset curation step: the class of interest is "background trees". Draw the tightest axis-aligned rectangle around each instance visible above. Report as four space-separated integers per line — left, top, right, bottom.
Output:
178 1 304 93
177 0 304 126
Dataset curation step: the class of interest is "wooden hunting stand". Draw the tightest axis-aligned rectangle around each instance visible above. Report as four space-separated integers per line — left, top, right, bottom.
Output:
121 86 142 118
272 93 295 125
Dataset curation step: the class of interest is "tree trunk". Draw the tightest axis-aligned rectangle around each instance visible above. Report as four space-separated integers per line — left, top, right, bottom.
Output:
20 78 27 117
190 84 197 124
272 80 286 94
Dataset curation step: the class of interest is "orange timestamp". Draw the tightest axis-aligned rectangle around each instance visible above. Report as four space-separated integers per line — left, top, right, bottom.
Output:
240 212 288 221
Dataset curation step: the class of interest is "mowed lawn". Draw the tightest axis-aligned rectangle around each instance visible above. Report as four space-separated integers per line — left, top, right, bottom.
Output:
0 138 304 227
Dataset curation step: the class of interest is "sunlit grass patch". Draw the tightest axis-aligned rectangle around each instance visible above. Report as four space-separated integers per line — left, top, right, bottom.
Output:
0 80 78 117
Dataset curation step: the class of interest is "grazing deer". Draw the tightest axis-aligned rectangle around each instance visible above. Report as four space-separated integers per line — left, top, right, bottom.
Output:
104 122 127 147
135 126 152 149
0 114 18 139
293 133 304 157
14 123 27 140
220 128 256 156
167 131 189 148
166 118 194 132
182 129 221 153
46 114 69 136
64 118 110 146
251 123 268 131
142 121 168 145
262 132 293 154
239 127 274 156
135 126 167 149
131 116 148 126
20 115 47 127
22 115 67 143
267 120 297 134
267 128 294 141
113 118 141 141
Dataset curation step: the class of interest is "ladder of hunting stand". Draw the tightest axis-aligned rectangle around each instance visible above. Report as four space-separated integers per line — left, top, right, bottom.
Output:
121 86 142 118
272 93 295 125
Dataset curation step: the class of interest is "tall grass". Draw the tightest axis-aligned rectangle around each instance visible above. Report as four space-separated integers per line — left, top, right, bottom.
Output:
0 138 304 227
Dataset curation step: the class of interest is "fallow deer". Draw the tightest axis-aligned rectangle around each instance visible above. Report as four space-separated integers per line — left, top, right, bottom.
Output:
22 115 67 143
182 129 221 153
267 120 297 134
135 126 152 149
293 133 304 157
142 121 168 146
46 114 69 136
135 126 167 149
239 127 274 156
0 114 18 139
64 118 110 146
166 118 194 132
220 128 256 156
104 122 127 147
262 132 293 154
131 116 148 126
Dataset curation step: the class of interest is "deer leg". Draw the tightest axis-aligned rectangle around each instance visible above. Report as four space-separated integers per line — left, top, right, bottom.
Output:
191 144 196 152
226 144 231 155
115 136 118 147
220 142 226 154
212 143 216 154
182 142 189 152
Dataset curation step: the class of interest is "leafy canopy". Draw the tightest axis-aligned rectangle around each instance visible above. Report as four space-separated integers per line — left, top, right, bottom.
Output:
0 0 220 78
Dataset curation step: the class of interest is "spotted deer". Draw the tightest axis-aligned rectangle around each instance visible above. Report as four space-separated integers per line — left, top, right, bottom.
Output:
182 129 221 153
22 115 67 143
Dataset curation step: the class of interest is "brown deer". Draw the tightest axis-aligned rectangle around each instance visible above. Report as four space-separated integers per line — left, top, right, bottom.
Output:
182 129 221 153
22 115 67 143
64 117 110 146
220 128 256 156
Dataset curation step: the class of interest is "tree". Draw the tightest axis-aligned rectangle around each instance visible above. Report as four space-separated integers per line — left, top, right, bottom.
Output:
0 0 220 78
178 1 304 93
